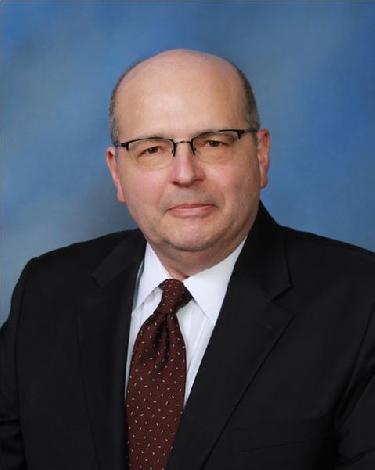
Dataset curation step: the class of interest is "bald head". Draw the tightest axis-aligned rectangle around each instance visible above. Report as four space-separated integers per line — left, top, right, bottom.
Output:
109 49 259 144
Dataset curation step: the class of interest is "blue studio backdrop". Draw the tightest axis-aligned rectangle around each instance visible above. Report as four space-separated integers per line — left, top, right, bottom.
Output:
1 1 375 324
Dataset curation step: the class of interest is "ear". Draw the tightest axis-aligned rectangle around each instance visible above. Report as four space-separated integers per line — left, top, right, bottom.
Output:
106 146 126 203
255 129 270 189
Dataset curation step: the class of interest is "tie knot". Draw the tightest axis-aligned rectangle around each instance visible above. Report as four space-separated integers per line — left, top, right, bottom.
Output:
158 279 192 314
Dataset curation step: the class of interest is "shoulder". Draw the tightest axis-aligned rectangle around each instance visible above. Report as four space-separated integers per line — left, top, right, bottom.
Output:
24 229 144 283
280 225 375 292
282 225 374 263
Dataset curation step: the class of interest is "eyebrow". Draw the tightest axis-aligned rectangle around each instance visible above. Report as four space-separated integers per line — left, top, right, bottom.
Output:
124 128 238 141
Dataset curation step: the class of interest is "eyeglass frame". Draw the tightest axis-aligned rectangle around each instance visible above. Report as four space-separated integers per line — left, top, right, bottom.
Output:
113 128 259 157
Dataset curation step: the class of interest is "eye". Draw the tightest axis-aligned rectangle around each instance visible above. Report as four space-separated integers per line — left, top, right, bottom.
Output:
206 140 224 147
134 139 172 158
142 146 161 155
195 132 235 149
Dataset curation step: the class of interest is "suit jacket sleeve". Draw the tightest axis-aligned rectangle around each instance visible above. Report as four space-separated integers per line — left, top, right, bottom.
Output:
335 302 375 469
0 261 34 470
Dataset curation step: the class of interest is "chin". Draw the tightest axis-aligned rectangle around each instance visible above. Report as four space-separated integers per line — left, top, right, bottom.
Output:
164 231 224 254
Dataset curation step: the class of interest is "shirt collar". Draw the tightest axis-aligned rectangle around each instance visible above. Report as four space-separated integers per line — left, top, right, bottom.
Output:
136 239 246 324
183 240 245 324
135 244 170 309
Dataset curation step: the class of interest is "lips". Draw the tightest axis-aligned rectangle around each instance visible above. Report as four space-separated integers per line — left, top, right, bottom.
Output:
167 203 216 217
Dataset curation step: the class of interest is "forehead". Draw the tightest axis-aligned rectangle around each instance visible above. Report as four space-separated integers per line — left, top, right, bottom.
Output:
115 52 247 138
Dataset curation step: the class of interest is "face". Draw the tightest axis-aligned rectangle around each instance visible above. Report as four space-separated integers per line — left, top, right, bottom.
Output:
107 52 270 273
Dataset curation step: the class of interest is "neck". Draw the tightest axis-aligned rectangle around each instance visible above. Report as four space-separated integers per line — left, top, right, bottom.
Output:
150 235 247 281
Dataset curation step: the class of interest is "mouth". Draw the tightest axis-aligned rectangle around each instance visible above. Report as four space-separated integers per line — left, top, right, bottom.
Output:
167 203 216 217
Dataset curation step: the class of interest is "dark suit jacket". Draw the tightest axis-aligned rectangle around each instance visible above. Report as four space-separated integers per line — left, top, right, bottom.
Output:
1 204 375 470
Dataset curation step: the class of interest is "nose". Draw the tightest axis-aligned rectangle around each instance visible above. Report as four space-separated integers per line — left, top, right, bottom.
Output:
170 141 204 186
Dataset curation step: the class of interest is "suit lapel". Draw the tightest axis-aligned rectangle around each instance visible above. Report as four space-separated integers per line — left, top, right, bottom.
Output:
77 231 146 470
168 204 294 470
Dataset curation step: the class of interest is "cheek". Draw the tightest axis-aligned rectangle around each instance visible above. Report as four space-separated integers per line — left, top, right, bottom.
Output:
120 171 165 215
212 163 259 207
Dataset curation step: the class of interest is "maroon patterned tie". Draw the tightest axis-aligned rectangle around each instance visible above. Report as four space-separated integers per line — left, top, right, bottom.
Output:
126 279 192 470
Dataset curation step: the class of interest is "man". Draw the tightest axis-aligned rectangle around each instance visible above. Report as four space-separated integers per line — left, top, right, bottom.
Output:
0 49 374 470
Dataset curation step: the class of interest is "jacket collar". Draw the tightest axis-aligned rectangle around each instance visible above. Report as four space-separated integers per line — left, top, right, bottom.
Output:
238 201 290 298
92 229 146 287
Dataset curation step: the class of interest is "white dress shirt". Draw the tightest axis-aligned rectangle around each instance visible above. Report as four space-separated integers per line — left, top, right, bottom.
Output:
125 239 246 404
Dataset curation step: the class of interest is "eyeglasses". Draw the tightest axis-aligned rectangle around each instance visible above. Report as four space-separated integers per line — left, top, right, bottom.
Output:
113 128 258 169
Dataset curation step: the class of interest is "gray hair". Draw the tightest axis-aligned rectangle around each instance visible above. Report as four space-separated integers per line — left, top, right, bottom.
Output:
108 57 260 145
